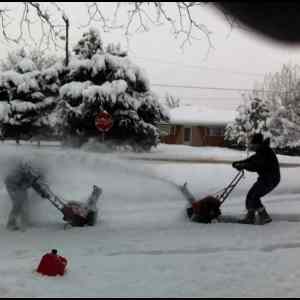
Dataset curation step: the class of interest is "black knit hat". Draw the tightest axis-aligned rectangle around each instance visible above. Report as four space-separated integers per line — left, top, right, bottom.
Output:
251 133 264 145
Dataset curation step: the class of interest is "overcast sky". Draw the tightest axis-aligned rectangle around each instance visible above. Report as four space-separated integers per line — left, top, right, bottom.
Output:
2 2 300 111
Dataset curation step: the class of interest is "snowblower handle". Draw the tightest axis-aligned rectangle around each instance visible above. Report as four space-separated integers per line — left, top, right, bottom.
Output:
218 170 245 204
32 180 66 211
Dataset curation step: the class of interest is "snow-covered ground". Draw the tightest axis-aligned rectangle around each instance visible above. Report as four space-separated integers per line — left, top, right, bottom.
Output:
1 142 300 297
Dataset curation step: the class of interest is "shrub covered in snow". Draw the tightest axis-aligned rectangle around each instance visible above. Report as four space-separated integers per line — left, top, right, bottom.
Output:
225 92 300 155
0 64 63 140
225 96 271 148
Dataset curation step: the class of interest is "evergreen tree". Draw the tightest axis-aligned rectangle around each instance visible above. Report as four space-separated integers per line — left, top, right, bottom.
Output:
73 27 104 59
58 28 169 150
250 63 300 152
225 96 271 148
0 58 64 141
0 47 58 72
269 102 300 150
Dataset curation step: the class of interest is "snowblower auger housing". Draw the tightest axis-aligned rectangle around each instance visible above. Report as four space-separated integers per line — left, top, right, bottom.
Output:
187 196 222 223
62 205 94 227
61 185 102 227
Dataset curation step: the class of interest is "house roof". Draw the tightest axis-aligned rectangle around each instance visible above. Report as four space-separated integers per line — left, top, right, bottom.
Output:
166 106 237 126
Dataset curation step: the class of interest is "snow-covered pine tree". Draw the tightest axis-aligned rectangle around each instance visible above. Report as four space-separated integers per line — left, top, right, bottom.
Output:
268 101 300 153
251 63 300 153
225 95 271 148
0 49 64 141
58 28 169 150
0 48 58 72
73 27 104 59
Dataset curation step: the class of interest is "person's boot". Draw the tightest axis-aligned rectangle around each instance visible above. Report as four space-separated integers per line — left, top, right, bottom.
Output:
6 212 19 230
257 207 272 225
238 210 256 224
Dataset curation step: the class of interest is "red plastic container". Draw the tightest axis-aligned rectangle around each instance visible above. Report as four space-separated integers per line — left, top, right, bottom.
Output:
37 250 67 276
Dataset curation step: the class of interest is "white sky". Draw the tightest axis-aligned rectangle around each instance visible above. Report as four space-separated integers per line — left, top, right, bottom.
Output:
2 2 300 110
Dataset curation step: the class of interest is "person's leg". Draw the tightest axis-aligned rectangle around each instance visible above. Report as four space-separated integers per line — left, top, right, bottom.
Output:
255 179 278 224
242 180 276 224
246 181 264 211
19 189 29 230
238 181 263 224
6 186 28 230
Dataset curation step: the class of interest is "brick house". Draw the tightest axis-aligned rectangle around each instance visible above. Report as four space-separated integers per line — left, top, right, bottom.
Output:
159 106 236 147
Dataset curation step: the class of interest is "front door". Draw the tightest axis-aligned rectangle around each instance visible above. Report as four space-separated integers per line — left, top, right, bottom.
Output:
183 127 192 145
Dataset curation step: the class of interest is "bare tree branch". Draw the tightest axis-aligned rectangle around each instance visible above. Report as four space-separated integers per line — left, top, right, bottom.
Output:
83 2 223 52
0 2 66 51
0 2 238 53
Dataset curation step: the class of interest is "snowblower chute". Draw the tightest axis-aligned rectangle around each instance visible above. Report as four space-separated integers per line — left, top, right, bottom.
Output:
180 170 244 223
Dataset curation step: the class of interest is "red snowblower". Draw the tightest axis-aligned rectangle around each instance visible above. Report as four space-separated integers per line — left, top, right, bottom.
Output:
37 183 102 227
179 170 245 223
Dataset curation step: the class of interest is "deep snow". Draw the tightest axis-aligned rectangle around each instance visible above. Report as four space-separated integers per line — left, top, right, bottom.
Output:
0 142 300 297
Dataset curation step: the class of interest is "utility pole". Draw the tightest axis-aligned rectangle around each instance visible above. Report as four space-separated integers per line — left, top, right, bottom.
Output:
62 14 69 67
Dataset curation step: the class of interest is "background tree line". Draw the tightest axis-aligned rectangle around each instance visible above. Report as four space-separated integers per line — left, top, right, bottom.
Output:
225 63 300 155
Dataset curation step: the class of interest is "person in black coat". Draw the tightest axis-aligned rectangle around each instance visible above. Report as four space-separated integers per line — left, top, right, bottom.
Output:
232 133 280 224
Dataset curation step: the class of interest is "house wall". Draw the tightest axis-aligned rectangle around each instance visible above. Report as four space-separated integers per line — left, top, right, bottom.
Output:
161 125 225 147
161 125 182 144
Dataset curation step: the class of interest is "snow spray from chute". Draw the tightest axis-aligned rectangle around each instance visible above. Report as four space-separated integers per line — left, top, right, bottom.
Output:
128 162 245 223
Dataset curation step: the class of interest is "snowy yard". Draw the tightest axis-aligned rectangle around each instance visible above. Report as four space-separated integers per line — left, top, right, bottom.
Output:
0 142 300 297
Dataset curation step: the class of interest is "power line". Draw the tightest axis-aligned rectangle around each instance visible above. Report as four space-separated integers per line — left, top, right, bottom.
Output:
152 83 275 92
179 97 244 101
131 55 266 77
167 95 244 99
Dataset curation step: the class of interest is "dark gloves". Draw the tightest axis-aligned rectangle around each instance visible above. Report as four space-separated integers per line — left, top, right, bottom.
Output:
232 161 244 171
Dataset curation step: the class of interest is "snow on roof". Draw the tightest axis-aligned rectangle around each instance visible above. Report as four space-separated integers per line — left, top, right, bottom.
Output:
167 106 237 126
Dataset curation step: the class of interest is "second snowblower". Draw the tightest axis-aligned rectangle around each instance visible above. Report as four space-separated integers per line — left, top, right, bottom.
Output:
179 170 244 223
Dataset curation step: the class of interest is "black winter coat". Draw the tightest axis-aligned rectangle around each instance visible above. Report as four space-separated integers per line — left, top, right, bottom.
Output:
233 140 280 184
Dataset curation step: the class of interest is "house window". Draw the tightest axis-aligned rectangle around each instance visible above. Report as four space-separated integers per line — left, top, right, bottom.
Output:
159 123 171 136
208 127 225 136
184 127 192 143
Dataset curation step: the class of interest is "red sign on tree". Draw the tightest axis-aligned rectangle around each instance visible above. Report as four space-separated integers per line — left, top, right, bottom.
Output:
95 111 113 132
